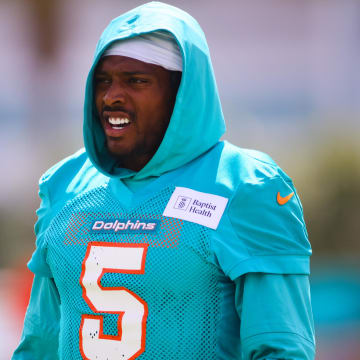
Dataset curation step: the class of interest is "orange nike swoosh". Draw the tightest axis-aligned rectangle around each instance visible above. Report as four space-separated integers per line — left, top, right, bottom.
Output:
277 191 294 205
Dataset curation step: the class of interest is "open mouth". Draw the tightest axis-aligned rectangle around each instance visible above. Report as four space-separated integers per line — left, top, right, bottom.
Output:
107 116 131 130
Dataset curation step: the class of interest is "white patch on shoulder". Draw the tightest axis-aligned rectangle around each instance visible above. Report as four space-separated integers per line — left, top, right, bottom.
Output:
163 187 228 230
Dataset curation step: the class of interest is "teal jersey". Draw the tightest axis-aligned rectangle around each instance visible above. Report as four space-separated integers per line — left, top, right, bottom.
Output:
13 2 315 359
14 143 314 359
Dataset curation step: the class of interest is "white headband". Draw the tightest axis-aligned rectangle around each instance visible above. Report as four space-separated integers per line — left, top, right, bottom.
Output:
103 31 182 72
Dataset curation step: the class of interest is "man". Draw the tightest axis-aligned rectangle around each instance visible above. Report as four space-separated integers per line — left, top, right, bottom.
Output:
13 2 315 359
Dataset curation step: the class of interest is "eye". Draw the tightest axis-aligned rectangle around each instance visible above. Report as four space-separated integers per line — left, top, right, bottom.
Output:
128 77 148 84
95 76 111 85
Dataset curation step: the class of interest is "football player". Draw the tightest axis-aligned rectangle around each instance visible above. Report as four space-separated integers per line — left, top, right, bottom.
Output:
13 2 315 359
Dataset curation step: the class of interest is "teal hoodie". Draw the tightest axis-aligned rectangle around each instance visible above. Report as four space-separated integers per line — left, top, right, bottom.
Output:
13 2 315 359
84 1 225 180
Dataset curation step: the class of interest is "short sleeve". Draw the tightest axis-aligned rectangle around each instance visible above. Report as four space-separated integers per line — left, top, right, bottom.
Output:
27 177 53 277
212 175 311 279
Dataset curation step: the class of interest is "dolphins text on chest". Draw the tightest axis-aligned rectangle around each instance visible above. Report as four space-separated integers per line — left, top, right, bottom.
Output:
91 219 159 233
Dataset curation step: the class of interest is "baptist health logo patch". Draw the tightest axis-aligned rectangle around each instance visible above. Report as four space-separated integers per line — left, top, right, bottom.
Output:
174 196 192 211
163 187 228 230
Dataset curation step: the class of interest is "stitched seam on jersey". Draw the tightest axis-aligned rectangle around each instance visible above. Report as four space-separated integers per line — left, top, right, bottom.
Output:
241 330 315 346
239 148 280 169
232 253 309 260
242 318 314 343
227 254 309 278
286 180 308 238
38 180 53 270
238 148 298 190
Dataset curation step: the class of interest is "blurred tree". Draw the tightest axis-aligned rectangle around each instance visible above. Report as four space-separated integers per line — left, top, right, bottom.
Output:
28 0 60 61
299 136 360 257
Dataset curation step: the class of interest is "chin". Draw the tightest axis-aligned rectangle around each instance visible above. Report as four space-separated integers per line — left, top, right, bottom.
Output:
105 142 124 155
108 148 128 158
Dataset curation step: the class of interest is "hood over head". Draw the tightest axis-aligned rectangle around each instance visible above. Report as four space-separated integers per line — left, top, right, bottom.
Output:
83 1 225 179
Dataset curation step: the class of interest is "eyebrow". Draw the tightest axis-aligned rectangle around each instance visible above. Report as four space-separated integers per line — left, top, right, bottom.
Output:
123 71 153 76
95 70 153 76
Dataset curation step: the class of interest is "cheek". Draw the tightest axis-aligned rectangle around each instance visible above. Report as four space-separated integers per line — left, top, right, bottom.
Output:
94 90 104 114
146 90 173 116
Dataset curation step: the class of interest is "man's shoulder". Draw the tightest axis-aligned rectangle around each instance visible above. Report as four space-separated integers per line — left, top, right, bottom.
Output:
39 148 89 185
215 143 310 277
38 148 107 204
219 141 292 187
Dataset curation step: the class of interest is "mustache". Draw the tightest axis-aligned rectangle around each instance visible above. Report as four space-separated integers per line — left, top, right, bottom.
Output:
102 105 127 112
102 106 135 120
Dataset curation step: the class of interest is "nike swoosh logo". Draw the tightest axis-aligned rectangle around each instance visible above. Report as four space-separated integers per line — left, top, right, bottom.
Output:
277 191 294 205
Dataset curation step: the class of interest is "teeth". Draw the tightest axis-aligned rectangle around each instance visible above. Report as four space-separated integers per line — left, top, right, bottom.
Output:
109 117 130 125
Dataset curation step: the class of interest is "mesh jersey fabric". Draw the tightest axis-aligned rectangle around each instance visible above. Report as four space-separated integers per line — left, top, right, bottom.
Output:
22 142 314 359
37 185 221 359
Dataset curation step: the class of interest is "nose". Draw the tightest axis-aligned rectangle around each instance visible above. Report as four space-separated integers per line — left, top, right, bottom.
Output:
103 79 126 106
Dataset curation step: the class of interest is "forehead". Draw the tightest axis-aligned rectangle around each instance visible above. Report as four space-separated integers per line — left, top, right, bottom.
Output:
95 55 164 75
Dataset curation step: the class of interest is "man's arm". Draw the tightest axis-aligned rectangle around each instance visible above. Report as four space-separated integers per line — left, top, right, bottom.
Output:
12 275 60 360
12 171 59 359
235 273 315 360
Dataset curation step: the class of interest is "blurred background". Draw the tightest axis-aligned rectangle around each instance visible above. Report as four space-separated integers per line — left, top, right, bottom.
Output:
1 0 359 358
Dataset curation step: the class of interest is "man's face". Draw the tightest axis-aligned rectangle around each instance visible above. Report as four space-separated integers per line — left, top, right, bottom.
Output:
94 55 178 171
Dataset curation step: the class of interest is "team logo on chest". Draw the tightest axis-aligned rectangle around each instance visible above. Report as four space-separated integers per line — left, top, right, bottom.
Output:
91 219 160 233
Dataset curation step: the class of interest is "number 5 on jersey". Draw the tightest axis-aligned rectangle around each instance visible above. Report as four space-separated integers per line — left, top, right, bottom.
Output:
79 242 148 360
